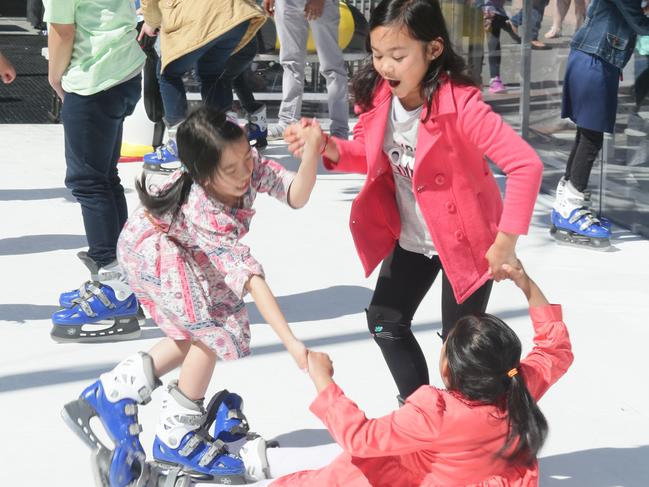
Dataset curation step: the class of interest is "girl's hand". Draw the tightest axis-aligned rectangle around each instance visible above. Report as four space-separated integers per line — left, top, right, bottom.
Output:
307 350 335 392
284 118 316 157
138 22 158 42
502 261 549 307
500 260 531 298
286 338 308 371
485 232 519 282
302 118 324 155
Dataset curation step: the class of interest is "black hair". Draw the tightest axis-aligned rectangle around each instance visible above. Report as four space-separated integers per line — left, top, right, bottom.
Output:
352 0 477 119
445 313 548 465
136 107 246 217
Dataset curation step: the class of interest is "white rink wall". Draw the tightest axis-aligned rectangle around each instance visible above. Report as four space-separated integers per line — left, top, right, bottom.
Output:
1 124 648 486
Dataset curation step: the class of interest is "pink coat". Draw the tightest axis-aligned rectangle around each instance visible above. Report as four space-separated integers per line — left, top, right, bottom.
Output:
323 79 544 303
271 305 573 487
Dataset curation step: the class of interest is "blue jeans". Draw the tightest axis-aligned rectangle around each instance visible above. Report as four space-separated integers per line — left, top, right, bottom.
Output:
159 22 248 125
511 0 548 41
61 75 141 267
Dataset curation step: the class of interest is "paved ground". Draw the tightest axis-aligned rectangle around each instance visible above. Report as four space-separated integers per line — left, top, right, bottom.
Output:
1 121 649 486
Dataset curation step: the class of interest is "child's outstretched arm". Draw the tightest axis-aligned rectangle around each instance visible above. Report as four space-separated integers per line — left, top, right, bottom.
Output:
501 262 573 400
245 275 308 370
305 350 446 458
287 119 322 209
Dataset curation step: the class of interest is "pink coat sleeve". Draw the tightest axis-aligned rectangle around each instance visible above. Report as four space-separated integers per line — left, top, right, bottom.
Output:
310 383 445 458
455 87 544 235
520 304 574 401
322 117 369 174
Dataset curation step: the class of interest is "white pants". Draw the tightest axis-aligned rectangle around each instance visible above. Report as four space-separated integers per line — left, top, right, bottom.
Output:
274 0 349 137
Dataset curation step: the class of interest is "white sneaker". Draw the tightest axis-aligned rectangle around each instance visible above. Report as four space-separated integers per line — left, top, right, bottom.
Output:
267 123 286 141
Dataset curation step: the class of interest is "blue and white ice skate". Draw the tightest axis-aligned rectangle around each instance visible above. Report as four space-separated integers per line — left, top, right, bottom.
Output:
550 178 611 250
150 383 247 485
207 390 274 482
550 208 611 249
61 353 160 487
51 281 142 343
143 139 182 173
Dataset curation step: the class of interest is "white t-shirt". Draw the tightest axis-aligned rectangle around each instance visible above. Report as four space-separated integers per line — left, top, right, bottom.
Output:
382 96 436 257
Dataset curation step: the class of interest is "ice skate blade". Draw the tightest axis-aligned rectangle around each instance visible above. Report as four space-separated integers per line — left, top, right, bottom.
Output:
62 398 114 451
50 316 142 343
550 226 611 251
150 460 247 485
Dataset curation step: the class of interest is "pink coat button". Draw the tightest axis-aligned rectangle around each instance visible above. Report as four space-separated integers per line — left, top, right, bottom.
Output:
434 174 446 186
455 230 465 241
445 201 456 213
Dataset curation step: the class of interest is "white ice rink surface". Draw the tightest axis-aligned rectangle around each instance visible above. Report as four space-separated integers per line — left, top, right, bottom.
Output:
1 124 648 486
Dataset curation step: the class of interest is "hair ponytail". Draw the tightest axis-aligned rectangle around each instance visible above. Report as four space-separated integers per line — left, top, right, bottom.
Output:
135 171 193 217
446 314 549 466
500 371 548 465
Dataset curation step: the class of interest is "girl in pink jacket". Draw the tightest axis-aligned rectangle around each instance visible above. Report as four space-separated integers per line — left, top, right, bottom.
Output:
272 263 573 486
285 0 544 402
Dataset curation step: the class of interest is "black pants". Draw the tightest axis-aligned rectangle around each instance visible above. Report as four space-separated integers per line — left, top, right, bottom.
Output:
367 244 493 399
62 75 141 267
486 15 508 78
564 126 604 192
216 35 261 114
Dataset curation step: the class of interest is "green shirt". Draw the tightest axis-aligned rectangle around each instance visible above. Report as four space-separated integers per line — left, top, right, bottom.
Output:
43 0 145 96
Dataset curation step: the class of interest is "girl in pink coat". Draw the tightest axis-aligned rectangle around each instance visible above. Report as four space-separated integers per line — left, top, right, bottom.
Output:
285 0 544 402
272 262 573 486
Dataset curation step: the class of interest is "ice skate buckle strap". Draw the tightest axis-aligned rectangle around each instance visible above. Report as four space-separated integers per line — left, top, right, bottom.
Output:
569 208 600 230
178 433 203 457
198 439 227 468
87 282 116 309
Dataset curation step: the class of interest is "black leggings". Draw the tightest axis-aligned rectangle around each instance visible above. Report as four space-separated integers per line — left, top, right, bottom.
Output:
564 126 604 192
367 244 493 399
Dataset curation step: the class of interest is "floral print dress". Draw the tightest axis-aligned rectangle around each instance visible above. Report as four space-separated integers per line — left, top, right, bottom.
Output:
117 151 295 360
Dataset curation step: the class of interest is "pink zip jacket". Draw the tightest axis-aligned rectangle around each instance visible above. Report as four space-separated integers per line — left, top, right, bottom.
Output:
323 79 544 303
272 304 573 486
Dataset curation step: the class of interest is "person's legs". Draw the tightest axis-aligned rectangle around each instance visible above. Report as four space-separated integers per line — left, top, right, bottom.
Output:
440 274 493 340
546 0 569 38
367 245 441 399
567 126 603 192
158 54 199 126
487 15 504 79
634 55 649 111
574 0 587 30
62 75 141 268
274 0 309 131
178 340 218 400
310 0 349 137
197 21 249 111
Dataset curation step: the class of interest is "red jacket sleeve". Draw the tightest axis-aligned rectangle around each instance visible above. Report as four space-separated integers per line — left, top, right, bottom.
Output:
309 383 445 458
455 87 544 235
520 304 574 401
322 116 369 175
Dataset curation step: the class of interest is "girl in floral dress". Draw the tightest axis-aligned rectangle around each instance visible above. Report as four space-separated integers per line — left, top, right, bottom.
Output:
62 107 323 485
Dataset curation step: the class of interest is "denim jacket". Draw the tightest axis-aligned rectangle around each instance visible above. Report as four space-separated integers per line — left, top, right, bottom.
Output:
571 0 649 69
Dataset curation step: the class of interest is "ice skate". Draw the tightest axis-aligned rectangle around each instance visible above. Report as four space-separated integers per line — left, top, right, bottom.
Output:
550 178 611 250
143 139 182 174
150 382 246 485
52 252 143 343
246 104 267 149
61 353 160 487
